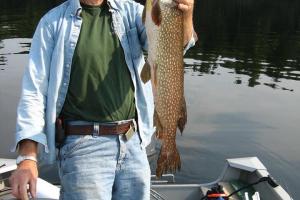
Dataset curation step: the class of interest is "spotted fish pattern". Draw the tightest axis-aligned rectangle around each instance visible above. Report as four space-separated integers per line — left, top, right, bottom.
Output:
141 0 187 178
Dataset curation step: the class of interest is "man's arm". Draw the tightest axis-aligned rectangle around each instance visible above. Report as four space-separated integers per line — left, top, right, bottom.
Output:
9 15 54 200
17 140 38 158
176 0 197 46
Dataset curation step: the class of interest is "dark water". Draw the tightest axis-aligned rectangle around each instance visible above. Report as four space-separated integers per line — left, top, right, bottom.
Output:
1 0 300 199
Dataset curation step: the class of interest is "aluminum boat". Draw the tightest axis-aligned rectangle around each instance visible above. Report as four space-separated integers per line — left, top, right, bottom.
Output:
0 157 293 200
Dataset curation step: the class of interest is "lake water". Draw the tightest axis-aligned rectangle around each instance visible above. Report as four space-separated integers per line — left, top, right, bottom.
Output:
1 0 300 198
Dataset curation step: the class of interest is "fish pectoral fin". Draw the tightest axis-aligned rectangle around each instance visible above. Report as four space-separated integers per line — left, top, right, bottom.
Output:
141 61 151 83
154 108 163 139
177 97 187 134
151 0 162 26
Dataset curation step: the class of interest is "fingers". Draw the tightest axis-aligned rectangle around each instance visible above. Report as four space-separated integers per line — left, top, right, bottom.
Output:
178 3 189 12
29 178 37 199
10 178 29 200
173 0 194 12
174 0 194 5
10 176 20 198
19 184 29 200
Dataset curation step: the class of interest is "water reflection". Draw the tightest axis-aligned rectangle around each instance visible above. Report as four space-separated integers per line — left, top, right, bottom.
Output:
0 0 64 40
1 0 300 88
0 56 7 68
0 39 31 70
184 55 296 91
191 0 300 90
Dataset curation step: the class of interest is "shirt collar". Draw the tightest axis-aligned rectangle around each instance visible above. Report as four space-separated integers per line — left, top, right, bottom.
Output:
70 0 118 16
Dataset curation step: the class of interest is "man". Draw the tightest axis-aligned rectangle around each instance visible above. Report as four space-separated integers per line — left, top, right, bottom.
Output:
9 0 196 199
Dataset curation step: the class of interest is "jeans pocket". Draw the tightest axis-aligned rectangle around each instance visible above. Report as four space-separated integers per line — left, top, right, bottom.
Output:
129 131 144 151
60 135 90 159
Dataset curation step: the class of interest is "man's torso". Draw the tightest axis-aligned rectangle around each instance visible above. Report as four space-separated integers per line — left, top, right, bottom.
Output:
62 2 136 122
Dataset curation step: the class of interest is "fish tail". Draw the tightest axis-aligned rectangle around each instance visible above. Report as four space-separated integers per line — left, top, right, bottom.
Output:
156 141 181 178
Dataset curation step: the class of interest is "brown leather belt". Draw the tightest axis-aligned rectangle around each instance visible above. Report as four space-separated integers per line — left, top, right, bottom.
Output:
65 120 134 136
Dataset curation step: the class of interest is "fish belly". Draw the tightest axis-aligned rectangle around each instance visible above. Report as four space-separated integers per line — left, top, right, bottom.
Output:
155 3 184 136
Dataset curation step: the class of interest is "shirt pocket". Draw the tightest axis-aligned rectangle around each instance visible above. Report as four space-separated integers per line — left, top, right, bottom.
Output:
127 27 143 59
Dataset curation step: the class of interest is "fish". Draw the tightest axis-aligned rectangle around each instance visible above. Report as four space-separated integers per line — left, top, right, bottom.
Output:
141 0 187 177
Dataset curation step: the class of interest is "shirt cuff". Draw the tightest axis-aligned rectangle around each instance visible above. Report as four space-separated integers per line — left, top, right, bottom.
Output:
183 30 198 55
11 132 48 153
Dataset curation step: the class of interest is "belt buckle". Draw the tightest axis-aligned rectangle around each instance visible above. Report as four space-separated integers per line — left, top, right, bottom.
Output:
93 123 100 137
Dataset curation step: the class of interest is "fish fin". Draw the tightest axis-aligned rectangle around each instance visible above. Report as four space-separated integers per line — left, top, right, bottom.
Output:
151 0 162 26
142 6 146 25
150 62 158 99
177 97 187 134
141 61 151 83
156 142 181 178
154 108 163 139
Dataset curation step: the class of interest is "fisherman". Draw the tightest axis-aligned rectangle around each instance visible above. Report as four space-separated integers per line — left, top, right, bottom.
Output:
9 0 196 199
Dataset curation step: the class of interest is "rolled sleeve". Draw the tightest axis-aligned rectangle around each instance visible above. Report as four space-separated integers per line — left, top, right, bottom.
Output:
11 132 48 153
135 3 147 51
183 30 198 55
11 17 54 153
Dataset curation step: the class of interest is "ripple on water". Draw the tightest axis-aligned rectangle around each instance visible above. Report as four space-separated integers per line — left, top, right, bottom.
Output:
0 55 7 68
0 38 31 71
0 38 31 55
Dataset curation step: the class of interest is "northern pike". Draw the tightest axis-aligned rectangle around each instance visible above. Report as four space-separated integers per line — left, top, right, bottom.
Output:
141 0 187 177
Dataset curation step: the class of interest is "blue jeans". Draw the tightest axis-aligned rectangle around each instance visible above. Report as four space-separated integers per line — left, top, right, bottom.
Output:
58 132 150 200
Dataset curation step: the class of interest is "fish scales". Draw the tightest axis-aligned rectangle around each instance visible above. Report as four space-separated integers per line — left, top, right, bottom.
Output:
142 0 187 177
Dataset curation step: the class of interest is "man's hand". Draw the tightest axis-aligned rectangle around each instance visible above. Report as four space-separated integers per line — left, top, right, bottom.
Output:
175 0 194 17
9 160 38 200
9 139 38 199
175 0 195 46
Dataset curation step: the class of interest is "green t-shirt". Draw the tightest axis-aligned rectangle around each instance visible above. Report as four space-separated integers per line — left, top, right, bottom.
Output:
61 3 136 122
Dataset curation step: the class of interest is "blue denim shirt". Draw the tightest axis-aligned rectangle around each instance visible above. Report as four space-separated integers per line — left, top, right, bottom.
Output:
13 0 196 164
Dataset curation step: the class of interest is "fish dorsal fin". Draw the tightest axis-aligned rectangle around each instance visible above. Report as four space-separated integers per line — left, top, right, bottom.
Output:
141 61 151 83
151 0 162 26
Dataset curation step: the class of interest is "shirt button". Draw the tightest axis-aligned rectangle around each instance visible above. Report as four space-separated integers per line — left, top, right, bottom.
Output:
63 83 67 86
70 43 75 47
66 64 70 68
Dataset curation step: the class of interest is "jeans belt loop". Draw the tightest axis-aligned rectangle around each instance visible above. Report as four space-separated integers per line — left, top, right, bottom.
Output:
93 122 100 137
116 123 120 133
132 119 137 132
